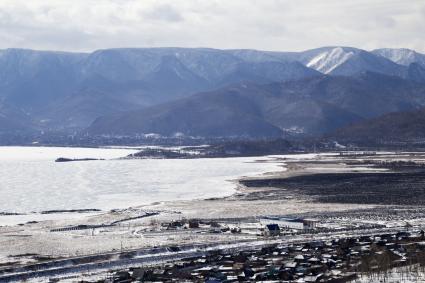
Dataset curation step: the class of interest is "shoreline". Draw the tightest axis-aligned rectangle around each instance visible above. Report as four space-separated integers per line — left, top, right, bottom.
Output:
0 152 371 223
2 151 423 270
0 154 285 225
0 151 396 225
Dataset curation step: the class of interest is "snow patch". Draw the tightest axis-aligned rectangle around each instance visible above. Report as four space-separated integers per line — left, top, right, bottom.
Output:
307 47 355 74
375 48 418 66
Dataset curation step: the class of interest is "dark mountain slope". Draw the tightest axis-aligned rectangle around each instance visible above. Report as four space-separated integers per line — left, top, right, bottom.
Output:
218 61 320 86
330 107 425 142
290 72 425 118
87 72 425 138
404 63 425 83
0 104 35 133
257 72 425 119
0 49 83 111
0 47 320 132
38 90 140 130
88 90 283 138
0 116 32 133
1 46 425 136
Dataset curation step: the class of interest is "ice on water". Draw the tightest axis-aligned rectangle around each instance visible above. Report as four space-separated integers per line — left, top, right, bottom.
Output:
0 146 282 214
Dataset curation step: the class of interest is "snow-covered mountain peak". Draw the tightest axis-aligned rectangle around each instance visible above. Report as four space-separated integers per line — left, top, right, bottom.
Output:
372 48 425 69
306 47 355 74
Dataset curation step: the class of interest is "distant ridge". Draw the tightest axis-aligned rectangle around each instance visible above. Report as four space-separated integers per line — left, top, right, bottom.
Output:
373 48 425 67
0 46 424 140
87 72 425 138
330 107 425 142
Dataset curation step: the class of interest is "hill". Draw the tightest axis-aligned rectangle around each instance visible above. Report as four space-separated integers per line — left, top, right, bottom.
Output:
87 72 425 138
0 47 320 132
1 46 425 139
330 107 425 143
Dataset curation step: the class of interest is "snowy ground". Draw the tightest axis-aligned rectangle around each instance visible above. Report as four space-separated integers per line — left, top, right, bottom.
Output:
2 150 425 282
0 151 390 259
354 265 425 282
0 146 282 220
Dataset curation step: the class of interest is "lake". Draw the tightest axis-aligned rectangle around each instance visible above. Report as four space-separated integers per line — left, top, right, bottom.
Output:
0 146 282 214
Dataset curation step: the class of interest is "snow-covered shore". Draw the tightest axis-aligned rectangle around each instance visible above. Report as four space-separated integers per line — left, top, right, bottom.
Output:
0 146 284 225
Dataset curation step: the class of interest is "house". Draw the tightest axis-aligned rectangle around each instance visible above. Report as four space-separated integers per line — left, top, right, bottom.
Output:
131 268 146 281
189 219 200 228
264 224 280 236
303 219 318 230
113 271 131 283
231 227 241 233
167 220 184 230
294 254 305 263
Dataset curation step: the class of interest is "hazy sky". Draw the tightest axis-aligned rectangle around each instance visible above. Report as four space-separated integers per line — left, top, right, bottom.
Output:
0 0 424 53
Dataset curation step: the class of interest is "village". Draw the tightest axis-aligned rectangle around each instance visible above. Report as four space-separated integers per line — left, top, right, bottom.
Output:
2 151 425 282
102 228 425 282
2 210 425 282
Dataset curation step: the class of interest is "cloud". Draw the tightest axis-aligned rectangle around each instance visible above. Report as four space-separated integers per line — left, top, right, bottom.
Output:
143 4 183 22
0 0 423 53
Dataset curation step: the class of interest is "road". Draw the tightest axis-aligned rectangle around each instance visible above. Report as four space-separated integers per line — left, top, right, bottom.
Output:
0 224 419 282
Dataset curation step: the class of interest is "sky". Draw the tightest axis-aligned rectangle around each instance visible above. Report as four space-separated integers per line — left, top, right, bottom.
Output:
0 0 424 53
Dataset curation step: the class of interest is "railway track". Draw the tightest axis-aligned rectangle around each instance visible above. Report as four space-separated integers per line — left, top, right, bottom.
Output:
0 225 419 282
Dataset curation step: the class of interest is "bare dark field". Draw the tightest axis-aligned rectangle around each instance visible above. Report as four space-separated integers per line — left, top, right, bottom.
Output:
241 170 425 205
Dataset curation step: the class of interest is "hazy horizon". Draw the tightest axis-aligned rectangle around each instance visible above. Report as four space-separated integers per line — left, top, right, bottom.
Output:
0 45 424 55
0 0 424 53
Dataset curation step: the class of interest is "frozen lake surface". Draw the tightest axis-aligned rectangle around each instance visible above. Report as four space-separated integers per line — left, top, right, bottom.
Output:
0 146 282 214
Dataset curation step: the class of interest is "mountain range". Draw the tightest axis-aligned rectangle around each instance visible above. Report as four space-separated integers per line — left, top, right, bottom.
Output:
87 72 425 137
1 46 425 140
330 107 425 143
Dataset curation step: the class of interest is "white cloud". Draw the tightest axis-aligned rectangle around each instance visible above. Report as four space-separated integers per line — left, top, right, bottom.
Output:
0 0 424 53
